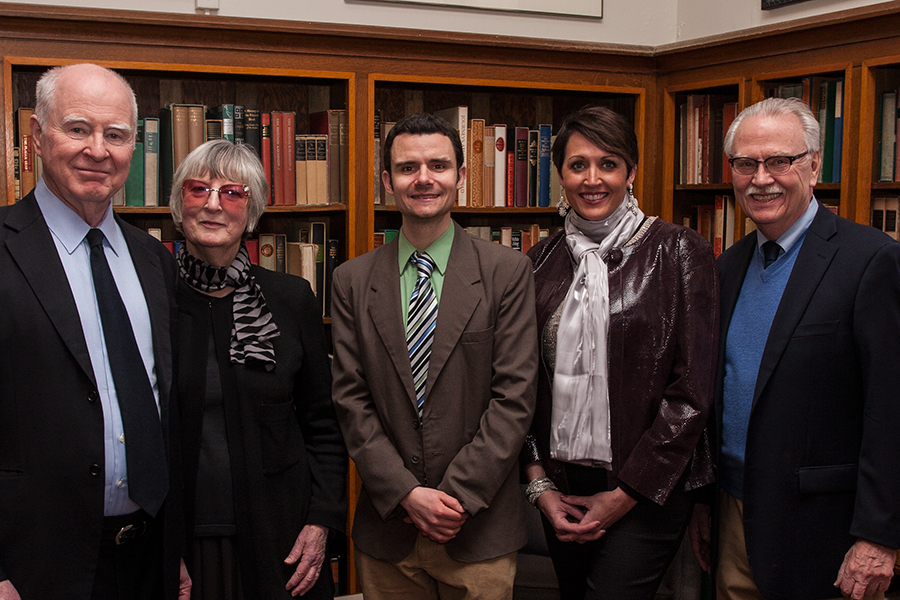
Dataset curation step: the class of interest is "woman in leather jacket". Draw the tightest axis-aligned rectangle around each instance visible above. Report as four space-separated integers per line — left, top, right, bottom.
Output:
522 105 718 600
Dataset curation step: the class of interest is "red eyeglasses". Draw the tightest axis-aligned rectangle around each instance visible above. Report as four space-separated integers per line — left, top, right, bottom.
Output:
181 179 250 206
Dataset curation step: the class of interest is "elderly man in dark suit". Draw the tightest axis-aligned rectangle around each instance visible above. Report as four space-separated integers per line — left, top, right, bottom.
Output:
331 112 537 599
0 63 188 600
690 97 900 600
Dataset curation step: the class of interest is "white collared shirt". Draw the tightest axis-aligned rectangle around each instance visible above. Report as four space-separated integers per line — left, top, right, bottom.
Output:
35 178 159 516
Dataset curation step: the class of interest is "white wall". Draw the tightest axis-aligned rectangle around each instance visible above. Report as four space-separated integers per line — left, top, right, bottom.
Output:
13 0 891 45
675 0 889 41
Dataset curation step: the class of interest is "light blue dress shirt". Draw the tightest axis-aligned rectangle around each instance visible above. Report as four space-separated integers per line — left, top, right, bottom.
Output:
35 178 160 516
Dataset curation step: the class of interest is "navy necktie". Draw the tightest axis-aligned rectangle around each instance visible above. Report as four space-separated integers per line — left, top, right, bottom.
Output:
87 228 168 517
762 240 783 269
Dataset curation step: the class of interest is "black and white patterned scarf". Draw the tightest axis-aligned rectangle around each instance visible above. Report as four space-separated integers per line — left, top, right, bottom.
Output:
177 243 280 371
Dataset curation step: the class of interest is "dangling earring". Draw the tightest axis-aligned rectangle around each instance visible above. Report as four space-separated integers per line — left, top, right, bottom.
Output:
625 184 637 215
557 187 570 217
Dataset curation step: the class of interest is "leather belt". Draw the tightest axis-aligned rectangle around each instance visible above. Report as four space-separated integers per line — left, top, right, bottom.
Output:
102 511 150 546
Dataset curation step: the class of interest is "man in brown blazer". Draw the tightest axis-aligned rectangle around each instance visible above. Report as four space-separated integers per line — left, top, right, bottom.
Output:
331 113 538 599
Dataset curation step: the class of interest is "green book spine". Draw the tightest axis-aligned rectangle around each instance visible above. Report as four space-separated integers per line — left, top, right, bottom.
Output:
124 120 144 206
218 104 235 142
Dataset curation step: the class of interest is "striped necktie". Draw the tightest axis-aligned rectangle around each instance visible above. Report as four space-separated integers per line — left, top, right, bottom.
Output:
406 251 438 420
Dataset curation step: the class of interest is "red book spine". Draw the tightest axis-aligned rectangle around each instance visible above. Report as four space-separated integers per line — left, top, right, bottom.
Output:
282 112 296 205
272 112 285 205
506 151 515 207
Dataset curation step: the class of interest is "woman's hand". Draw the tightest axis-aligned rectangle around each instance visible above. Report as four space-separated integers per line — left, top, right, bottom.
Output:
284 524 329 596
536 489 606 543
555 487 638 544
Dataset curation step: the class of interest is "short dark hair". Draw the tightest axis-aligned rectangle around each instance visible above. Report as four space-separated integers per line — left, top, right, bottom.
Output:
551 105 639 175
383 113 464 183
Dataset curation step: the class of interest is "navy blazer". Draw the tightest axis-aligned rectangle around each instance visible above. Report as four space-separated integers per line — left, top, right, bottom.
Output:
0 192 182 599
716 201 900 600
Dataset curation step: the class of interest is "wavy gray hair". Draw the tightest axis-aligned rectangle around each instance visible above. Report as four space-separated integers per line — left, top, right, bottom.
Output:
724 97 820 157
169 139 269 235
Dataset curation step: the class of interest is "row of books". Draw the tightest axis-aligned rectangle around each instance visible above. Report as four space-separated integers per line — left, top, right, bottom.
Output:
465 224 558 253
684 195 736 258
373 224 559 254
765 77 844 184
871 196 900 241
158 104 347 208
12 104 347 208
677 95 738 185
148 222 339 317
374 106 563 209
878 89 900 182
687 198 845 257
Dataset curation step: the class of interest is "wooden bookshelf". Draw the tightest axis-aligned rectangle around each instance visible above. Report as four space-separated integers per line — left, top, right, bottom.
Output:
369 75 646 246
8 1 900 592
860 57 900 231
4 56 354 273
657 3 900 232
661 79 744 244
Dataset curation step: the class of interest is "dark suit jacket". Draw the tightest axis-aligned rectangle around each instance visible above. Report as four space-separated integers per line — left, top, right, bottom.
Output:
331 221 538 563
0 192 182 599
716 201 900 600
177 266 346 599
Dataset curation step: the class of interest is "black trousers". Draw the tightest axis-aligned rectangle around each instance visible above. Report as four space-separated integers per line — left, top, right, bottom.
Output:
91 511 164 600
543 463 695 600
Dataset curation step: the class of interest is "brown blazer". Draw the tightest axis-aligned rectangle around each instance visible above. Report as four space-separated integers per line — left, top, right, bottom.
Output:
331 221 538 563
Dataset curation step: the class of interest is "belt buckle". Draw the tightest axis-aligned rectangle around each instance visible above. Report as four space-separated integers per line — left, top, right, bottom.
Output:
114 521 146 545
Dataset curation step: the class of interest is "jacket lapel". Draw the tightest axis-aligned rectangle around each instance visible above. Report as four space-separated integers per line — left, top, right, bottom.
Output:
367 240 419 406
426 224 481 394
752 204 837 406
4 194 95 383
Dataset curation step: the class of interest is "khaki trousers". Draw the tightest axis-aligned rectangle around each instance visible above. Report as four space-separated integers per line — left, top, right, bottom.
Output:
355 534 517 600
716 489 884 600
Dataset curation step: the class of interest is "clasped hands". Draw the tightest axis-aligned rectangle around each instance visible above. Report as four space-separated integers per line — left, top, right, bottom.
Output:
401 486 469 544
536 487 637 544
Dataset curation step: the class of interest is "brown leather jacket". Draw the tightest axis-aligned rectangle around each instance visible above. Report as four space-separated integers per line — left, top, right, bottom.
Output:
525 217 717 505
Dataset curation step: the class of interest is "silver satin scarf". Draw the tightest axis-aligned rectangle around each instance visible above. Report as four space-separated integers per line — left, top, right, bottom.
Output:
550 196 644 467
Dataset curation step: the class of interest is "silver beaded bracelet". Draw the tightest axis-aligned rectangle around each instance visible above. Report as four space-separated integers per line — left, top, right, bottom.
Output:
525 476 558 507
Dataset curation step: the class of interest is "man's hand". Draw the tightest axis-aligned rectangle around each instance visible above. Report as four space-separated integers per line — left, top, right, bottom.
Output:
400 487 468 544
688 503 712 573
535 489 605 543
556 488 637 544
284 524 330 597
178 558 192 600
834 539 896 600
0 580 21 600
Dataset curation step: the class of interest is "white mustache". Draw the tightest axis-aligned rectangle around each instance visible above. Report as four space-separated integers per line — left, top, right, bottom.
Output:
746 186 783 195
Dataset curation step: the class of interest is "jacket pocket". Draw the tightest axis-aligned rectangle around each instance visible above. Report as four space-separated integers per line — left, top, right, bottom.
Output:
259 400 303 475
798 463 857 494
793 320 839 338
459 326 494 344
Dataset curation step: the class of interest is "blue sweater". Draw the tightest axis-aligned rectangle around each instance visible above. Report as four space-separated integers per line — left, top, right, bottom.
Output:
719 236 804 499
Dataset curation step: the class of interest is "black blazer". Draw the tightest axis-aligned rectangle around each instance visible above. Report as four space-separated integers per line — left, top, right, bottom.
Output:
716 202 900 600
0 192 182 599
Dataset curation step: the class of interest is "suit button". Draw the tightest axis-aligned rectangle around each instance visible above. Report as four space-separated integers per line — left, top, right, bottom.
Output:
89 463 101 476
411 455 420 464
88 391 100 403
413 420 420 429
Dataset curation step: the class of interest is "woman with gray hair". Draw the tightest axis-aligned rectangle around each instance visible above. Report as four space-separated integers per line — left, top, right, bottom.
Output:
170 139 346 599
